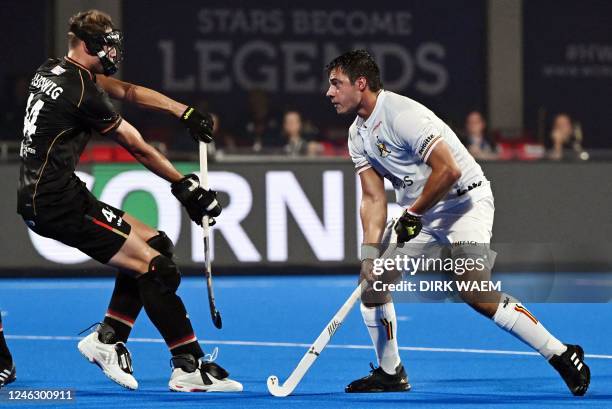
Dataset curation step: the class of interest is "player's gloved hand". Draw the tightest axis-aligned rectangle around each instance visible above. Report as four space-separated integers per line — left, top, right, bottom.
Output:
180 106 214 143
393 209 422 243
171 174 221 226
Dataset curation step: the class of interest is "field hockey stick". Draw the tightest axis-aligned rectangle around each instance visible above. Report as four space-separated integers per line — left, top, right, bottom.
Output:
199 141 222 329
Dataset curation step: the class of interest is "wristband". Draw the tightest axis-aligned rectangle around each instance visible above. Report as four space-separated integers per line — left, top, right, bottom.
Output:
360 244 380 261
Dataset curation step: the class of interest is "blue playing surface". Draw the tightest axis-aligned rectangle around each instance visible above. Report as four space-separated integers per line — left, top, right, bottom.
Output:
0 275 610 408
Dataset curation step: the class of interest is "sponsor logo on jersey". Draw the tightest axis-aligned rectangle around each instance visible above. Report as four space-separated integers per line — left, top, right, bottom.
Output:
456 181 482 197
375 135 391 158
418 134 436 156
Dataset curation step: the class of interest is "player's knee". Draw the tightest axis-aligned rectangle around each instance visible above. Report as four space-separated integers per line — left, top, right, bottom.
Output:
147 231 174 259
147 254 181 293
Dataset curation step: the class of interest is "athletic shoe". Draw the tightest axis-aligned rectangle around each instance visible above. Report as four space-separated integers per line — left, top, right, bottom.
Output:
77 323 138 390
168 354 243 392
549 344 590 396
0 363 16 387
345 363 411 393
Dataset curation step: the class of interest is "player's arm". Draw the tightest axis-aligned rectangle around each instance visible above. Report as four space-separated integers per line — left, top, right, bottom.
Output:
110 119 183 182
109 119 221 224
359 167 387 284
360 167 387 244
97 76 214 143
410 141 461 214
97 75 186 117
394 141 461 242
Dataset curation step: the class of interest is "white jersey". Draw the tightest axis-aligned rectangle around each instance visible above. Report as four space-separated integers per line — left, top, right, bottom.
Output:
348 90 492 213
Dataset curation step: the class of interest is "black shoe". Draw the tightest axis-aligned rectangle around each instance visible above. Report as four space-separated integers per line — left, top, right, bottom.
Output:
549 344 590 396
0 363 16 388
345 363 411 393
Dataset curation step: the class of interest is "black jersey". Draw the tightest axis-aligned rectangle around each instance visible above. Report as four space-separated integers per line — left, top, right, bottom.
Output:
17 57 122 217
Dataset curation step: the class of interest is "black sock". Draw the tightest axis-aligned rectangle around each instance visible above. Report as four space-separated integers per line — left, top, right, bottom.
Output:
0 315 13 368
103 272 143 343
137 273 203 359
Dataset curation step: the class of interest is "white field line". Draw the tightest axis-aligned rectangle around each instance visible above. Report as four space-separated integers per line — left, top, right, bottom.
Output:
5 335 612 360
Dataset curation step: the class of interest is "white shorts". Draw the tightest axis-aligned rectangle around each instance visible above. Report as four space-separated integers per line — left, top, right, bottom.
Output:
381 195 495 261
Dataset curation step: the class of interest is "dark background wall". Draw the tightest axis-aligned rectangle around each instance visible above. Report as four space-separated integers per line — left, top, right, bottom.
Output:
523 0 612 147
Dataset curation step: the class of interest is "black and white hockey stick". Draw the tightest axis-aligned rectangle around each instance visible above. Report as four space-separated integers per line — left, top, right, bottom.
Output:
266 230 399 396
267 282 364 397
199 141 222 329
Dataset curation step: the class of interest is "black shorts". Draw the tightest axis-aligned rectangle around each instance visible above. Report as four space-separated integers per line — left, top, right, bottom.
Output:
21 189 131 263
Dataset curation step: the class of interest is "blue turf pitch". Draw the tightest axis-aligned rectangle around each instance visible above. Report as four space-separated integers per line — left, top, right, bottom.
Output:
0 276 610 408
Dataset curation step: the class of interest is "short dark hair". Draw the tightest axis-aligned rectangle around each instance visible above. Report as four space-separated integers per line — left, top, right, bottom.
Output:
325 49 382 92
68 9 114 48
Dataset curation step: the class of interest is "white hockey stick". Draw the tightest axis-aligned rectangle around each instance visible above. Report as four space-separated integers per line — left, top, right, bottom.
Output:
266 229 399 397
199 141 222 329
266 282 364 397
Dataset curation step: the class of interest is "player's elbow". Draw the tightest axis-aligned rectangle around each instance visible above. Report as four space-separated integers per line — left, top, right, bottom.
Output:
125 84 138 103
448 166 462 183
439 165 461 185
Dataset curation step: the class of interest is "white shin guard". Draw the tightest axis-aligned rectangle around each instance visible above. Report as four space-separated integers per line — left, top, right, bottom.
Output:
360 302 401 375
493 293 566 360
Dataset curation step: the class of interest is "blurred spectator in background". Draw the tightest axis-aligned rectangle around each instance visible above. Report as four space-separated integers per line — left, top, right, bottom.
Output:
244 89 280 152
463 110 498 160
281 110 322 156
209 112 238 155
548 113 586 160
0 74 29 141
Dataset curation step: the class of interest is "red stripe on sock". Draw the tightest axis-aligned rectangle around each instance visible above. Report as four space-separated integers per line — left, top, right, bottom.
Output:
168 334 197 349
106 309 136 325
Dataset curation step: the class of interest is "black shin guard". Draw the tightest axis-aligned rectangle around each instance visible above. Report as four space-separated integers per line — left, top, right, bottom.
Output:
0 315 13 368
104 231 175 343
137 255 203 359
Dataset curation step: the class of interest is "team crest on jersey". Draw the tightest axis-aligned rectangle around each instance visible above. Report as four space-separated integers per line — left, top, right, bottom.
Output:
375 135 391 158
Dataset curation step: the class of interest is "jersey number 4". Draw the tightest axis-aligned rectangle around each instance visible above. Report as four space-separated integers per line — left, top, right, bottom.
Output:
20 93 44 158
23 93 44 139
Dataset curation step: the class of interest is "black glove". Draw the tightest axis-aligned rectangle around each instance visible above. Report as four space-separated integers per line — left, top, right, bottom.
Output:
180 106 214 143
393 210 422 243
171 174 221 226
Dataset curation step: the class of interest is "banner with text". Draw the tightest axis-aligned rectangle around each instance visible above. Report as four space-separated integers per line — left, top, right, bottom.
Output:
122 1 486 131
1 162 611 277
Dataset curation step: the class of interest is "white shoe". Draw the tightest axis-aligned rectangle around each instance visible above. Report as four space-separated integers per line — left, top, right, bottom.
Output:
168 354 243 392
77 324 138 390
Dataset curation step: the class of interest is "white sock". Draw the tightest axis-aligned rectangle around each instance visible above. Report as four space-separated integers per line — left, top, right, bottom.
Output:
360 302 401 374
493 293 567 360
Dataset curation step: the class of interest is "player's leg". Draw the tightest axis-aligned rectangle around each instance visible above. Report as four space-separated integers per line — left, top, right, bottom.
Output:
0 315 16 387
75 206 152 390
102 213 169 343
346 220 415 393
104 213 241 392
446 196 589 395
